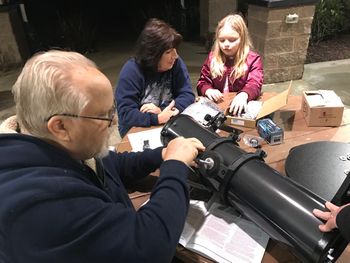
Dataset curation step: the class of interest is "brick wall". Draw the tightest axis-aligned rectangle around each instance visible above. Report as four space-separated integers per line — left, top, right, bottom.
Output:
248 4 316 83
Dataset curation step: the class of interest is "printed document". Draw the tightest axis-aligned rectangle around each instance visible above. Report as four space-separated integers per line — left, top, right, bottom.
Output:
179 199 269 263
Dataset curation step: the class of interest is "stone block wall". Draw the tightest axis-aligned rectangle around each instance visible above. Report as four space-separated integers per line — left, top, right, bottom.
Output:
248 4 316 83
200 0 237 45
0 6 29 72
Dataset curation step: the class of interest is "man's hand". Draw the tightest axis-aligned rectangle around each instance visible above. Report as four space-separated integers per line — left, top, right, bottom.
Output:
162 137 205 166
313 201 342 232
158 100 179 124
140 103 161 114
205 89 224 102
229 92 248 116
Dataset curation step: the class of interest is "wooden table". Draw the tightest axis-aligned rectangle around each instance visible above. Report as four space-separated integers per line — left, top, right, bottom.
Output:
116 92 350 263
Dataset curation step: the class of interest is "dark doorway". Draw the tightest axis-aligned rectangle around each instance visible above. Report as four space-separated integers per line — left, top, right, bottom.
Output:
22 0 200 54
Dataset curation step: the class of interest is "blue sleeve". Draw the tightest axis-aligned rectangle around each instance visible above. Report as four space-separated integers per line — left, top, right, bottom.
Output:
10 160 191 263
105 147 164 184
172 57 195 111
115 59 159 136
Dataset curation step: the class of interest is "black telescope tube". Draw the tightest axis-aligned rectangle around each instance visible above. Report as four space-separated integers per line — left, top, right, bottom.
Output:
161 114 348 263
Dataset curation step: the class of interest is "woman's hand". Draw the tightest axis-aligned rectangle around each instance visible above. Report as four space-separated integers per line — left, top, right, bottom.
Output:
140 103 162 114
205 89 224 102
229 92 248 116
158 100 179 124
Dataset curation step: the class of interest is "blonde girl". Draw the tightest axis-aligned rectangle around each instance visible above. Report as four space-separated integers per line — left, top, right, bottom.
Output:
197 14 263 115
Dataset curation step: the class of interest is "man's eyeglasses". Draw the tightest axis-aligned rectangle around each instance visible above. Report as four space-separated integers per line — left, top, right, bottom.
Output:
46 103 116 128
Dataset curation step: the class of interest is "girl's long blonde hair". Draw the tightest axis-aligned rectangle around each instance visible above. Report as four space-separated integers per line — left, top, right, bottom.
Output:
210 14 252 82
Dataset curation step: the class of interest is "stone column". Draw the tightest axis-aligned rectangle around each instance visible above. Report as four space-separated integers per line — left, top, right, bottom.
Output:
0 5 29 72
200 0 237 48
247 1 317 83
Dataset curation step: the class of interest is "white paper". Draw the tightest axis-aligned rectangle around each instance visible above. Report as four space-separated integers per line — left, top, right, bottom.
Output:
306 90 343 107
240 100 263 120
319 90 343 106
182 97 223 126
307 93 326 107
127 127 163 152
180 199 269 263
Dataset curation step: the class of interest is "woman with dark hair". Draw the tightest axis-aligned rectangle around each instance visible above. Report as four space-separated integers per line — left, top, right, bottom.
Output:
115 18 195 137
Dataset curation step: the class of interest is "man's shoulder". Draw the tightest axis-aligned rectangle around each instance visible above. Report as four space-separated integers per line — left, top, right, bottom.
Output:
0 155 93 222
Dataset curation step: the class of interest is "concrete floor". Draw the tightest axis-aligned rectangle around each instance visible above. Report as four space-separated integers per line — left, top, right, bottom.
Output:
1 40 350 143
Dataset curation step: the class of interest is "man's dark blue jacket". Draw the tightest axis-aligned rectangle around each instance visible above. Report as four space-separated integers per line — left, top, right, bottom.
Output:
0 133 190 263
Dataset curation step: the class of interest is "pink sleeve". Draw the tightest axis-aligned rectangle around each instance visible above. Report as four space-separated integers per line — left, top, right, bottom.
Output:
239 51 264 101
196 53 214 96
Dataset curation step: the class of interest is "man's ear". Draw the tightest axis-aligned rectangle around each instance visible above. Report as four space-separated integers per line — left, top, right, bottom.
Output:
47 116 71 142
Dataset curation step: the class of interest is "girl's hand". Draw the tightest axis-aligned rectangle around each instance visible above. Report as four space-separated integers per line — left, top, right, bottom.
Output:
205 89 224 102
229 92 248 115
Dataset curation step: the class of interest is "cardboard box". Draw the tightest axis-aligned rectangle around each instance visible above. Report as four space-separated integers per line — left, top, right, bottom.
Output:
224 84 291 128
302 90 344 127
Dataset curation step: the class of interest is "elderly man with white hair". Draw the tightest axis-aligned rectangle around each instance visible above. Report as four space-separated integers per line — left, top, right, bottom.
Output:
0 50 204 263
